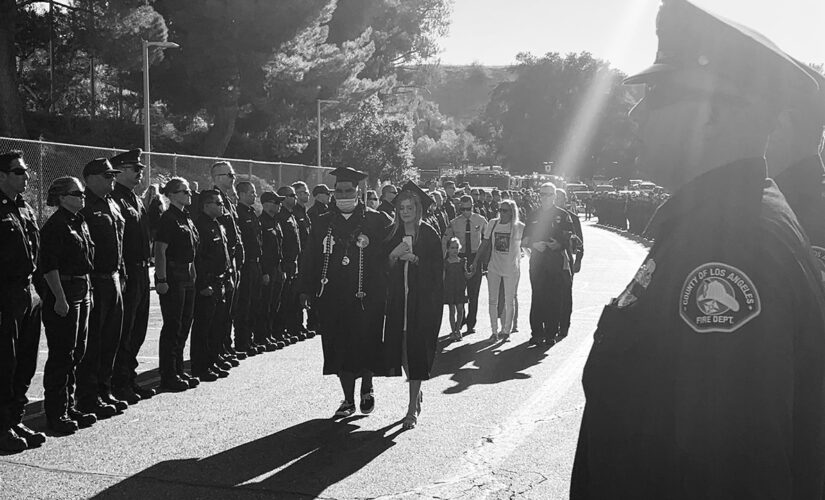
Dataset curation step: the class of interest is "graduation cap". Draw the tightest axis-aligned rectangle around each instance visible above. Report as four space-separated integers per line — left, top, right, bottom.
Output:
329 166 367 184
399 180 434 211
625 0 818 107
260 191 285 204
110 149 145 169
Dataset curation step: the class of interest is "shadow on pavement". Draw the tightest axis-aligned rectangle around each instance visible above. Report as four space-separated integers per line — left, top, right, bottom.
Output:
432 336 550 394
90 417 405 499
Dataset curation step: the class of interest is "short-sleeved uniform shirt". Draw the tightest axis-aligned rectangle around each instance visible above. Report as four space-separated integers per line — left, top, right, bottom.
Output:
483 219 524 277
80 191 125 274
39 207 94 276
571 159 825 500
156 205 199 266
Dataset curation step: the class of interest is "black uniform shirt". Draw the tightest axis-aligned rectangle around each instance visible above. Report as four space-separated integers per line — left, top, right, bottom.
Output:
572 159 825 499
194 214 230 291
307 201 328 227
522 205 573 272
214 186 245 267
774 155 825 280
156 205 199 265
111 182 151 266
276 210 301 276
260 211 283 276
377 199 395 218
80 190 125 274
0 190 39 282
236 202 262 262
293 203 311 247
39 207 94 276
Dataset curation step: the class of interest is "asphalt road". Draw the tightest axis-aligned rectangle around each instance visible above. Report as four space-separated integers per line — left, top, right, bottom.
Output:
1 222 649 500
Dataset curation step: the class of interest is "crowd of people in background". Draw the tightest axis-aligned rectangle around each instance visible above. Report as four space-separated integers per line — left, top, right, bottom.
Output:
0 145 587 451
590 191 670 236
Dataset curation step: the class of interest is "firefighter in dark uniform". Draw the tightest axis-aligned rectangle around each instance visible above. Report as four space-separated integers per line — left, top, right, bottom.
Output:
768 62 825 281
377 184 397 217
109 149 155 403
555 188 583 341
290 181 316 339
0 151 45 452
154 177 200 392
210 161 246 361
258 191 286 350
234 181 265 355
298 167 393 417
275 185 304 344
305 184 330 335
39 177 97 434
571 2 825 498
76 158 127 419
522 183 573 346
191 190 232 381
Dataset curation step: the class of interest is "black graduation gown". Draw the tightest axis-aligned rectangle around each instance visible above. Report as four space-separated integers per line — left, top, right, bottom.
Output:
383 222 444 380
298 203 392 375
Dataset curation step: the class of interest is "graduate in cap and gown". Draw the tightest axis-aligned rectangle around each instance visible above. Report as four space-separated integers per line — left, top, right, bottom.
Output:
383 181 444 430
298 167 393 418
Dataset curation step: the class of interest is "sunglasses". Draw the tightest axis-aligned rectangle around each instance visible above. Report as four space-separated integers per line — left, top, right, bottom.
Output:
216 172 236 179
205 200 224 206
461 207 473 212
102 173 118 179
64 191 86 198
367 197 378 201
9 168 28 175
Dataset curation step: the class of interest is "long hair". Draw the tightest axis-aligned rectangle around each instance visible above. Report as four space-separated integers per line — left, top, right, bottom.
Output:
499 199 519 225
386 189 423 243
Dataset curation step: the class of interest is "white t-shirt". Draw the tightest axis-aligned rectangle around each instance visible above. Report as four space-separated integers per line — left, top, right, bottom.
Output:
484 219 524 277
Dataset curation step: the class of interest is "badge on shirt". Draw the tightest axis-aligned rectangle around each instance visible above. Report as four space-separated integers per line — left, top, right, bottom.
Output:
679 262 761 333
811 246 825 285
614 258 656 308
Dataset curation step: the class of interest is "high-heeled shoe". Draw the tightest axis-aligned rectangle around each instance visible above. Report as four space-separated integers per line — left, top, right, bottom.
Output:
402 413 418 430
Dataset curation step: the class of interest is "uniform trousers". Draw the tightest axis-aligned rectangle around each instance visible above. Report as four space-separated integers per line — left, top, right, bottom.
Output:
559 274 574 337
158 275 195 380
256 278 284 343
221 273 237 355
277 276 301 335
0 283 42 430
42 279 90 419
528 264 570 341
462 253 482 330
76 275 123 403
112 264 150 389
191 286 228 374
234 260 262 350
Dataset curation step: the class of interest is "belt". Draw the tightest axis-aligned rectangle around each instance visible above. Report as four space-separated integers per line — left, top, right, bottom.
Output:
126 260 150 268
59 274 88 281
90 271 119 280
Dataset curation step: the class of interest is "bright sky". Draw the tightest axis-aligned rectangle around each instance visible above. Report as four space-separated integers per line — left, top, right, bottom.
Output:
439 0 825 74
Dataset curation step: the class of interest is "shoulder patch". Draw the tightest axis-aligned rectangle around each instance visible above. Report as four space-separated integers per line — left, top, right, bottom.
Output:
679 262 761 333
811 246 825 285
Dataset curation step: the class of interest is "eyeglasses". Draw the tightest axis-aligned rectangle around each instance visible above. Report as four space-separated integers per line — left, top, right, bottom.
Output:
216 172 236 179
205 200 224 206
9 168 27 175
173 189 192 195
367 197 378 201
64 191 86 198
102 173 118 179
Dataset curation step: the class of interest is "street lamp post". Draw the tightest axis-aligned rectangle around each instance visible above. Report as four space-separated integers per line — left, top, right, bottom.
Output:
317 99 340 167
143 40 179 185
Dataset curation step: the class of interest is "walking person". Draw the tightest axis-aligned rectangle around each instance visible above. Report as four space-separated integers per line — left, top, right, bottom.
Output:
0 151 45 452
443 237 468 341
154 178 200 392
298 167 392 418
109 149 155 403
444 195 487 335
39 177 97 434
76 158 127 419
476 199 524 342
384 182 444 430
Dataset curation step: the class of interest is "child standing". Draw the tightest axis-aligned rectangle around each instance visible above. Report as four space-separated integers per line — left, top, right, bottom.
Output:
444 237 468 341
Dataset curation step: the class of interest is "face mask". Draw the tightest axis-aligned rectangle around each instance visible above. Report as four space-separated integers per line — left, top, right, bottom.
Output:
336 197 358 212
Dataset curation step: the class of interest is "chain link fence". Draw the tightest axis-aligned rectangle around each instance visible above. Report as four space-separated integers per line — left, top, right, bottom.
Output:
0 136 335 220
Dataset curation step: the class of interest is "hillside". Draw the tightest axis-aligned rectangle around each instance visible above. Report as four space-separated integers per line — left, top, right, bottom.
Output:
415 64 515 124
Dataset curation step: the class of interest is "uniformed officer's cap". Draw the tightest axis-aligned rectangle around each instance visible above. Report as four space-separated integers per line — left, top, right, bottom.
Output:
399 180 434 211
260 191 285 204
329 166 367 184
312 184 331 196
109 149 145 169
626 0 818 106
83 158 122 177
